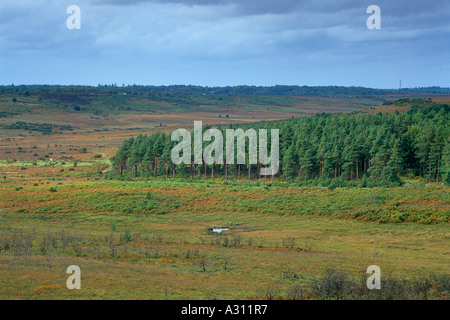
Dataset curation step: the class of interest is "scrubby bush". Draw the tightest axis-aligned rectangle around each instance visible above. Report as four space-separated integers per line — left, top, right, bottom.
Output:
120 229 132 242
327 183 337 190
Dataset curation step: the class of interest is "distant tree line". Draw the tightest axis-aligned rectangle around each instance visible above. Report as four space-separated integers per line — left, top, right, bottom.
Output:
2 84 450 96
109 99 450 186
3 121 73 135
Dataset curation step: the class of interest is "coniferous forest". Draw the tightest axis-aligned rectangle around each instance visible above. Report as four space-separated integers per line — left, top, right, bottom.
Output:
110 98 450 187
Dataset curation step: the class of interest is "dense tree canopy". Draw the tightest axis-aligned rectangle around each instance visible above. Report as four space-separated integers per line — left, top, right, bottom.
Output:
110 99 449 187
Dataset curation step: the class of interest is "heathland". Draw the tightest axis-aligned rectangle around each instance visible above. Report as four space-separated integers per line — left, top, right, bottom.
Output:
0 86 448 299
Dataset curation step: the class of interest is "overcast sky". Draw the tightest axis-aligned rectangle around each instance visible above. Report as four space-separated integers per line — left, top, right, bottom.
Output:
0 0 449 88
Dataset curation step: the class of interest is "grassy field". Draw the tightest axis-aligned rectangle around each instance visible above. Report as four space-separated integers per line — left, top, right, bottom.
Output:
0 172 448 299
0 91 395 138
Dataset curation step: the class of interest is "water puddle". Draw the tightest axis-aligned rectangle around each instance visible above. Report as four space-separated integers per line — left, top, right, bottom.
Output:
212 228 229 233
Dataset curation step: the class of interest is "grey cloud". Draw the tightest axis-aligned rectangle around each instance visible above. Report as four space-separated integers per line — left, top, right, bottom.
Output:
1 0 448 87
95 0 450 21
95 0 354 15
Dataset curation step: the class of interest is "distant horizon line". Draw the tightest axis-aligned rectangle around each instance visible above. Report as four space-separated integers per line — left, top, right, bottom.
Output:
1 84 449 90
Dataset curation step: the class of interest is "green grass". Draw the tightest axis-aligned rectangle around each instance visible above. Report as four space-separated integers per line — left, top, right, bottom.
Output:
0 178 448 299
2 179 448 223
0 159 110 168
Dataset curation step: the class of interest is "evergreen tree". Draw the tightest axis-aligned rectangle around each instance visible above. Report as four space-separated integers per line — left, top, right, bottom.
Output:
282 145 297 180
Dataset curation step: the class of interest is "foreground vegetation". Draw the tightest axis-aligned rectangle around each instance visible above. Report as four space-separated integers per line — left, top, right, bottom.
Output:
3 179 449 224
0 177 449 299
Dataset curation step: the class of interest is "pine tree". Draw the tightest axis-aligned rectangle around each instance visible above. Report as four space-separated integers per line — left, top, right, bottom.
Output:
282 145 297 180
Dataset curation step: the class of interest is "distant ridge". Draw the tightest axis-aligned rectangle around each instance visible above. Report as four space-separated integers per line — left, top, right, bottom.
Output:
1 84 450 96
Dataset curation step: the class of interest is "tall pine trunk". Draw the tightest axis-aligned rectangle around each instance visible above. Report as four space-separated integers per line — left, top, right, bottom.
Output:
224 161 227 180
153 157 158 177
436 156 441 183
356 160 359 180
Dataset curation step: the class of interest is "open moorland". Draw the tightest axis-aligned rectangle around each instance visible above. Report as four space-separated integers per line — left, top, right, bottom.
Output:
0 87 449 299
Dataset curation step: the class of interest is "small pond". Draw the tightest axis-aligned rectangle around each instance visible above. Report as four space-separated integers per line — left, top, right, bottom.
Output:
212 228 229 233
